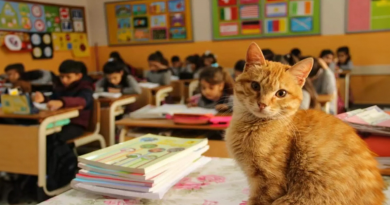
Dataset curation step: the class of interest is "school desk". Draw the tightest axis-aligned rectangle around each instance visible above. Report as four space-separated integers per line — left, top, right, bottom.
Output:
317 94 335 114
170 79 198 103
0 107 80 196
97 95 138 146
38 157 390 205
338 70 351 109
116 118 228 132
133 86 173 110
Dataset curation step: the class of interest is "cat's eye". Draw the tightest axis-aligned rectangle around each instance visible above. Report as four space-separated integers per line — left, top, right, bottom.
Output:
251 82 260 91
275 89 287 98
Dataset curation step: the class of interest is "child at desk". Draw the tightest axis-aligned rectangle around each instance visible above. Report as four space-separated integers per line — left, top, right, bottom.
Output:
233 60 245 80
320 49 336 73
308 57 337 114
146 51 171 85
95 61 141 95
4 63 55 85
33 60 94 142
188 66 234 112
170 56 183 76
337 46 353 71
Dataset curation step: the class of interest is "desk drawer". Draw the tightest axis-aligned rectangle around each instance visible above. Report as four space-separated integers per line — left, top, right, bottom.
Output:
0 125 39 175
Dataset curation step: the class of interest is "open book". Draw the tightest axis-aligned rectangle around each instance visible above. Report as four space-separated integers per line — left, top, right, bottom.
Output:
139 82 159 89
337 106 390 135
129 104 218 119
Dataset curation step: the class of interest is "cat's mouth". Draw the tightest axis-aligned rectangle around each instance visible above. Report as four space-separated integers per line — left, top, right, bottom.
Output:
251 107 277 119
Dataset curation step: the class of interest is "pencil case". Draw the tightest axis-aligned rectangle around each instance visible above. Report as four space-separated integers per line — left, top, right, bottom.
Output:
169 114 213 125
209 116 232 125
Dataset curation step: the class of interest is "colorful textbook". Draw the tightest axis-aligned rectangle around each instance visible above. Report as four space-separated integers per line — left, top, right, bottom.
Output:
73 134 210 199
78 134 208 175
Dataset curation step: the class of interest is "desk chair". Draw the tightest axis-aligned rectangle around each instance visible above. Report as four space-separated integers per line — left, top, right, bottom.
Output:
67 100 106 149
155 86 173 106
188 81 199 98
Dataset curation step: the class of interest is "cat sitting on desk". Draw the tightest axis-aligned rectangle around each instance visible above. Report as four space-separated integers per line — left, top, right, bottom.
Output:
225 43 384 205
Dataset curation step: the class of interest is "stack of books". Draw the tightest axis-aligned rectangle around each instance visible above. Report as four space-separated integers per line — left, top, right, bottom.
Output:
71 134 210 199
337 106 390 135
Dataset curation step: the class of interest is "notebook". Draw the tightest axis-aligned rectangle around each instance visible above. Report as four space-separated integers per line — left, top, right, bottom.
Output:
78 134 208 175
1 94 35 114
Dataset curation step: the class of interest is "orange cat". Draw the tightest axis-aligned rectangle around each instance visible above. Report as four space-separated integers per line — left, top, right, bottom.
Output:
225 43 384 205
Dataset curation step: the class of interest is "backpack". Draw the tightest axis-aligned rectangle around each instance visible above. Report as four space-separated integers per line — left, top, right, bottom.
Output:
46 136 78 191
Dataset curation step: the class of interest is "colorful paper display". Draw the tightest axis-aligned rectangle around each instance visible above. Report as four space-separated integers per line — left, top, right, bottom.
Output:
45 6 61 32
30 32 53 59
71 33 90 57
346 0 390 33
106 0 193 45
212 0 320 40
0 1 85 33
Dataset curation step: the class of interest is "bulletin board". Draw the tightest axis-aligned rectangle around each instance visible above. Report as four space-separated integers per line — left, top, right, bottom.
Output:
211 0 321 40
105 0 193 46
0 0 90 59
346 0 390 33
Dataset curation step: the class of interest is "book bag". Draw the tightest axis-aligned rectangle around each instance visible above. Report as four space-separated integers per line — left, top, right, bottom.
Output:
46 136 78 191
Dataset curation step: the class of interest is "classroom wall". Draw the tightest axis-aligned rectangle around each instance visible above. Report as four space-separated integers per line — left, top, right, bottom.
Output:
0 0 95 74
88 0 390 70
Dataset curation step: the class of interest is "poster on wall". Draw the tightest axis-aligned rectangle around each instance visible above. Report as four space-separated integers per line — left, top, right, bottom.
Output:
0 1 86 34
346 0 390 33
44 6 61 32
29 32 53 59
105 0 193 45
71 33 90 57
211 0 321 40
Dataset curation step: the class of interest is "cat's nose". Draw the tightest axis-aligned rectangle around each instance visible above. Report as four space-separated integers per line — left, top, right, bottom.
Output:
258 103 267 111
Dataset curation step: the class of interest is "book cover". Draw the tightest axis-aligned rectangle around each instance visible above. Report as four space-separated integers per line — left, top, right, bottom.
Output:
71 157 211 199
78 145 209 183
78 134 208 174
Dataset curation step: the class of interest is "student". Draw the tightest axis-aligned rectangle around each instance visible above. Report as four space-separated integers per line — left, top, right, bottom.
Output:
146 51 171 85
33 59 94 142
300 80 318 110
337 46 353 71
262 49 275 61
184 54 201 79
95 61 141 95
308 57 337 114
320 49 336 73
78 61 94 83
109 51 136 76
234 60 245 80
202 51 218 67
4 63 53 84
290 48 302 59
188 66 234 111
287 48 302 65
170 56 183 76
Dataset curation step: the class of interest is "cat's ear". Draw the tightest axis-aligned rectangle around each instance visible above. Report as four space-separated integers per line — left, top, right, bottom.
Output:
245 42 266 70
289 58 313 87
